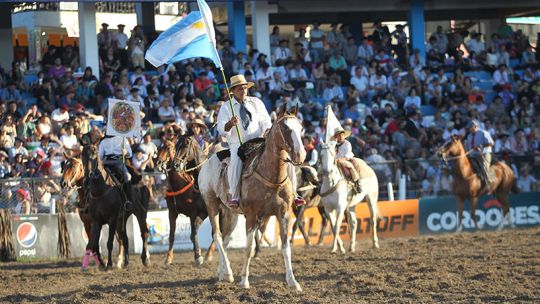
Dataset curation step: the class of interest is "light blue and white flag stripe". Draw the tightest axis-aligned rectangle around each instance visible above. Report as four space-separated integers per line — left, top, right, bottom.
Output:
145 11 222 68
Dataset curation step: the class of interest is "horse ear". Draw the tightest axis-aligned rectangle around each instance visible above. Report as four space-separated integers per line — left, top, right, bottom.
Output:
288 105 298 117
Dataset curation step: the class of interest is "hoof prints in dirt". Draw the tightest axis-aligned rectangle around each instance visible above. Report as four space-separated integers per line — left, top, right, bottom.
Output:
1 227 540 303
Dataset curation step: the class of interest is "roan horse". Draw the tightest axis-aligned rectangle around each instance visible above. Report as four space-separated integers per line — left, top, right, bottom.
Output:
437 136 517 231
156 137 215 265
82 143 151 270
319 141 381 253
198 113 306 291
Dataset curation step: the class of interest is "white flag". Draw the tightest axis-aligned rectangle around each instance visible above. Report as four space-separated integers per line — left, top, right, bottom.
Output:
106 98 141 138
325 105 343 144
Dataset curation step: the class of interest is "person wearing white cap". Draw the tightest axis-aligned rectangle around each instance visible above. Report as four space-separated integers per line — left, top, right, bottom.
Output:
332 126 362 194
465 119 495 192
217 75 272 207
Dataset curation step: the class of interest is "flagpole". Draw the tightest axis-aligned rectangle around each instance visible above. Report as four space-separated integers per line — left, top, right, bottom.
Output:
196 0 243 144
219 68 243 144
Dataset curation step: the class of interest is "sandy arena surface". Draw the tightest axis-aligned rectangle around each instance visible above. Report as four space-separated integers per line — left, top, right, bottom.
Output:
1 227 539 303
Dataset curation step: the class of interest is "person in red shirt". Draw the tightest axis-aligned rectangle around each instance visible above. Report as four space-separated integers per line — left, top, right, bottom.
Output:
193 72 212 97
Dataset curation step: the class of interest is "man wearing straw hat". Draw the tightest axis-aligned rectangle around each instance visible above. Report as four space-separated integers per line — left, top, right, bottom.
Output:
217 74 272 207
332 126 362 194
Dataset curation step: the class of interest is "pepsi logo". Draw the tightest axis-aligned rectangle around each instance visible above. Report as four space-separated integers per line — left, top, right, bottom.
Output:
17 222 38 248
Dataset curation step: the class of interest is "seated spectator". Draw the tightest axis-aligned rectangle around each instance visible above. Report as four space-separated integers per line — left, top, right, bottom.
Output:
403 87 421 111
194 72 212 97
13 188 31 214
517 165 537 192
47 58 66 80
485 47 500 71
274 39 292 62
369 68 387 99
158 98 176 122
51 105 70 132
289 61 308 89
8 138 28 161
132 147 150 171
510 129 529 155
1 82 23 105
494 132 512 153
357 37 374 64
322 77 344 103
0 150 10 178
127 87 144 107
232 51 247 74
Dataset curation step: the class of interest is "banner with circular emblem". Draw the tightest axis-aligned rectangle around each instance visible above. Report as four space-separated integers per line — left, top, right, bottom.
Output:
106 98 141 138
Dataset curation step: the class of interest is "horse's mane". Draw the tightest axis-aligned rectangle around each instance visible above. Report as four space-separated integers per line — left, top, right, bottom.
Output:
176 135 206 166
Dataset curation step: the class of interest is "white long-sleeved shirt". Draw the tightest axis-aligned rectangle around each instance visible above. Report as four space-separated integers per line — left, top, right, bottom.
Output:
98 136 132 159
216 96 272 145
336 140 354 159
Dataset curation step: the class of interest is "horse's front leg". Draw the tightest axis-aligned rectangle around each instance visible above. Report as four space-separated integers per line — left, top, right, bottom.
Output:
278 210 302 291
456 196 465 233
470 196 482 230
191 216 204 265
345 206 358 252
106 221 117 271
240 213 257 288
166 206 177 265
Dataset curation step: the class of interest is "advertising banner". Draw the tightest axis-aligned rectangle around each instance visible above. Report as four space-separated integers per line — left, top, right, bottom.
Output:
290 200 420 246
419 192 540 234
12 214 58 259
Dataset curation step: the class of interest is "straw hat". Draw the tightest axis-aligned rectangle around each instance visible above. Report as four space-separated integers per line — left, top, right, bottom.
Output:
331 126 351 140
187 118 207 130
230 74 254 89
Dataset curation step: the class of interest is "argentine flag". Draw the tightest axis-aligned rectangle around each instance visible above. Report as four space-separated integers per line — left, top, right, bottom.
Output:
145 9 222 68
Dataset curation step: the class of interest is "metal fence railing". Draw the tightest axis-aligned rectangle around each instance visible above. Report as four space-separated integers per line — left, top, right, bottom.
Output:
1 153 539 214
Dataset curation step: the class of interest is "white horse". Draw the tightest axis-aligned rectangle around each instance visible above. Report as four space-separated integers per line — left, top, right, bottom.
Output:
319 141 381 253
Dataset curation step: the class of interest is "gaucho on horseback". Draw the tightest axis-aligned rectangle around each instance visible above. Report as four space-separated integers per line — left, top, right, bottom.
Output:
216 74 304 207
97 134 141 210
332 126 362 194
465 119 495 193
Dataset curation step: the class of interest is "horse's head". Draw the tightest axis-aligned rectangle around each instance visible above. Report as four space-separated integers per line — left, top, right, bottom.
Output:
61 157 84 188
437 135 464 164
319 140 337 176
156 140 175 172
268 112 306 165
173 136 205 172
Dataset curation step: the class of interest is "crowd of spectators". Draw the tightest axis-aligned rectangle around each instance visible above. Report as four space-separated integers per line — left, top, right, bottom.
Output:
1 20 540 214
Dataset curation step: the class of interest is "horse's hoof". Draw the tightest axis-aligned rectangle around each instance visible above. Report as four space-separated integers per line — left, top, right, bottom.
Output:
225 274 234 283
239 278 250 288
287 281 302 292
339 248 346 254
143 259 150 267
81 267 89 272
373 243 380 249
331 249 338 254
205 255 214 263
349 247 356 253
194 257 204 266
476 223 484 230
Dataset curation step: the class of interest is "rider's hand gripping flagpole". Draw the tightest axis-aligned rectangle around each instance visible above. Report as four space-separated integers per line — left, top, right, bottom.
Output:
196 0 243 144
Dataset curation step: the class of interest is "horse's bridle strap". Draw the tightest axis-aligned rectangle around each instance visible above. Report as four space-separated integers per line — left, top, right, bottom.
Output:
253 170 289 189
166 175 195 197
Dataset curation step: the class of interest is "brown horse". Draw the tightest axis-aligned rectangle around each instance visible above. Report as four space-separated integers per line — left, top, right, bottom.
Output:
198 112 306 291
61 157 105 267
156 138 215 265
437 136 518 231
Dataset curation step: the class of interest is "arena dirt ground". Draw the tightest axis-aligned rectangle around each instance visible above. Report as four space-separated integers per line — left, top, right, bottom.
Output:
1 227 539 304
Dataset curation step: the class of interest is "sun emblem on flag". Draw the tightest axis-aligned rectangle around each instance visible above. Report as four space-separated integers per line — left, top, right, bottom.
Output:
110 102 136 134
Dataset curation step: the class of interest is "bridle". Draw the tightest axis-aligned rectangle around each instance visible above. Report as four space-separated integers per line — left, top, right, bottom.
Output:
270 114 304 166
318 143 346 197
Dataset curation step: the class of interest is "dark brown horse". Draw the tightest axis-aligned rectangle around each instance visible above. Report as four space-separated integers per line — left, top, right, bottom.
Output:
156 138 214 265
438 136 518 231
82 143 151 270
61 157 105 267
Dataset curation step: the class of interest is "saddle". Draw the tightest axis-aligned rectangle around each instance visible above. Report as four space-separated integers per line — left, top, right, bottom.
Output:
216 138 266 162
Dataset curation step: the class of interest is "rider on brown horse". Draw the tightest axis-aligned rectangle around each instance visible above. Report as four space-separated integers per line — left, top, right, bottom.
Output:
465 119 495 193
98 134 141 210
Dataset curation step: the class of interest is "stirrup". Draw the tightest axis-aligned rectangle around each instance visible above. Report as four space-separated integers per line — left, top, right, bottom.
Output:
227 199 240 208
294 196 306 207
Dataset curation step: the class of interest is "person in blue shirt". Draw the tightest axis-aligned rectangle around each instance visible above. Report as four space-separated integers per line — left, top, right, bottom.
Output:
465 119 495 192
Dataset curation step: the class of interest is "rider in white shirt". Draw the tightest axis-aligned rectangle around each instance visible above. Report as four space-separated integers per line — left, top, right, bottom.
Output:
98 134 138 209
217 75 272 207
332 127 362 194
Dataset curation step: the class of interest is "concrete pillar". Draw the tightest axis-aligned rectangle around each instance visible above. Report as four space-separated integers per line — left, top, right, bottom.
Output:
135 2 156 35
250 1 277 58
227 0 246 53
0 3 14 71
78 2 100 78
408 0 426 58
